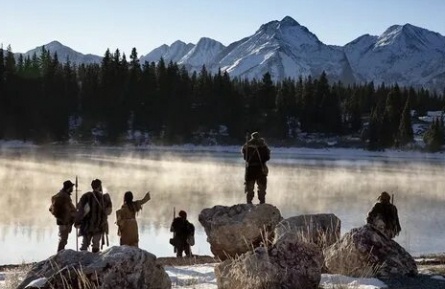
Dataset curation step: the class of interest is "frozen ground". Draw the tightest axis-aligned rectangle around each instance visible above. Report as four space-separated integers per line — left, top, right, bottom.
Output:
165 264 388 289
1 263 444 289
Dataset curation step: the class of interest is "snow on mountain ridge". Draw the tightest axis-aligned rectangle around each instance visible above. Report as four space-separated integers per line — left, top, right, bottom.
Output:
11 17 445 90
178 37 226 69
376 24 445 51
344 23 445 90
217 16 354 82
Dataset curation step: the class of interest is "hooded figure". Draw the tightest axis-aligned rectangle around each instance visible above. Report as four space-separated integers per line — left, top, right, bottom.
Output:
366 191 401 239
242 132 270 204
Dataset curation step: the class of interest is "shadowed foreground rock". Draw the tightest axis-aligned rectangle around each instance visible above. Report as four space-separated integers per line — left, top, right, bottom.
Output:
198 203 282 260
17 246 171 289
215 232 323 289
324 224 417 277
274 213 341 247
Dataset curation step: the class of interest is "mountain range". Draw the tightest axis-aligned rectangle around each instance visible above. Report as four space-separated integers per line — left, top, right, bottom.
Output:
13 16 445 91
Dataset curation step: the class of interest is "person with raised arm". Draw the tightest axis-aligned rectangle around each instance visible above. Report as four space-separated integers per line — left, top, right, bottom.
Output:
116 191 151 247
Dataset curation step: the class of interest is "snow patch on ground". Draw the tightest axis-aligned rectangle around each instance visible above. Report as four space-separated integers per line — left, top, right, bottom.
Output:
431 275 445 281
321 274 388 288
164 264 388 289
5 265 444 288
165 264 217 289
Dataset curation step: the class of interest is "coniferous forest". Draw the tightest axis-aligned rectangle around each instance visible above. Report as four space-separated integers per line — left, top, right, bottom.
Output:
0 46 444 150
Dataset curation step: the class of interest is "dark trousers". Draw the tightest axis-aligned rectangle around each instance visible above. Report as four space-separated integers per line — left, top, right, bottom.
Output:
176 240 192 258
57 225 72 252
80 233 102 252
245 166 267 204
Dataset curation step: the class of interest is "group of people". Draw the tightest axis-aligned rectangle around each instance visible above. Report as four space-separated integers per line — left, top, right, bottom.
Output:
242 132 402 240
49 178 195 257
49 131 402 258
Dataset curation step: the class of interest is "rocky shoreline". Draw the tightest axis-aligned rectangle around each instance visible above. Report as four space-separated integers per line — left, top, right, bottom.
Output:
0 254 217 272
1 254 444 289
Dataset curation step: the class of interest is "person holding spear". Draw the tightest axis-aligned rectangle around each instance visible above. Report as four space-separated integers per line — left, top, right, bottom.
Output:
75 179 112 253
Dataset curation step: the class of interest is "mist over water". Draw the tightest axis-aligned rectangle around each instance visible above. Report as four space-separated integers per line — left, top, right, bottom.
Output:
0 146 444 264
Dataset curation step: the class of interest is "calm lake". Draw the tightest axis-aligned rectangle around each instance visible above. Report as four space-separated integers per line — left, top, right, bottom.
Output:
0 146 444 264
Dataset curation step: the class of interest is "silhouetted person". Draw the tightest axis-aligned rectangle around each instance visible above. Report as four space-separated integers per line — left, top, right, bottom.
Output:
242 132 270 204
367 191 401 239
170 210 195 258
116 191 151 247
49 180 77 252
75 179 112 253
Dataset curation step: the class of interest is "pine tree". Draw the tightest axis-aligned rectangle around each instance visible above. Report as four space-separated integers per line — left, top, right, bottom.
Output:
346 90 362 132
258 72 275 110
423 118 444 152
367 108 383 150
398 97 414 146
380 85 403 147
0 46 4 87
0 47 5 138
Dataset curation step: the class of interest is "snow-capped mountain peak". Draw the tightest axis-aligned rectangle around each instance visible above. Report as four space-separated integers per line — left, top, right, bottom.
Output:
375 23 445 50
344 23 445 91
256 16 320 47
139 41 195 64
12 17 445 91
178 37 225 68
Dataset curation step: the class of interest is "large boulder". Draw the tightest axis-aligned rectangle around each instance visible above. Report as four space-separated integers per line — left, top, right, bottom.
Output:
18 246 171 289
199 204 282 260
324 224 417 277
215 232 323 289
274 213 341 247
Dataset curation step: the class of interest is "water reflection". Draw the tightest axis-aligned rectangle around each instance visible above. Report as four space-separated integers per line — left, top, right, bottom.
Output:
0 147 444 264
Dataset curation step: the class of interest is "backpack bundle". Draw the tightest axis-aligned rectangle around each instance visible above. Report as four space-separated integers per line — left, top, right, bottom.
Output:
49 193 65 219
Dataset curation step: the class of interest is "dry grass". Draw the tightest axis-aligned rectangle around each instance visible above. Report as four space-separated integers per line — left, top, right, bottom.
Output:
1 263 32 289
424 265 445 275
0 262 100 289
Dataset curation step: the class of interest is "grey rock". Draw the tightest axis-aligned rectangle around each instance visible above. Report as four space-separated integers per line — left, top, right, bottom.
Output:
198 204 283 260
18 246 171 289
324 224 417 277
274 213 341 247
215 231 323 289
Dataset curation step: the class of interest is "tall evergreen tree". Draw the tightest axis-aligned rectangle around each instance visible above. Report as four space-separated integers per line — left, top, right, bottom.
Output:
348 90 362 132
423 118 444 152
398 97 414 146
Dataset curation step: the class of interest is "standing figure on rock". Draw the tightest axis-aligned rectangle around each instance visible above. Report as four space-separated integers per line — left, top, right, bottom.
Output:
116 191 151 247
366 191 401 239
242 132 270 204
49 180 77 252
170 210 195 258
75 179 112 253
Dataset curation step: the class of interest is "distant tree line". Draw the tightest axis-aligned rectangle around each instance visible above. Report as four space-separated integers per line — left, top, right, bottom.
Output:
0 46 444 150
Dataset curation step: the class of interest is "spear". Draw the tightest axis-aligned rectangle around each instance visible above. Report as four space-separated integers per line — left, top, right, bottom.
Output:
173 207 176 254
75 176 79 251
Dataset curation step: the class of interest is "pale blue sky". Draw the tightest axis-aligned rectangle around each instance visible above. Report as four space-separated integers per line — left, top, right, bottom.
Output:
2 0 444 56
